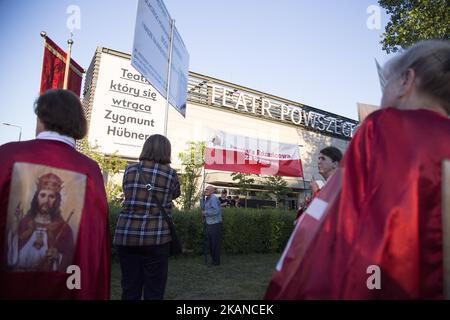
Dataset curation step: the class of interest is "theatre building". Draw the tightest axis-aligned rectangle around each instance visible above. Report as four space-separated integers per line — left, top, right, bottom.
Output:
82 47 358 209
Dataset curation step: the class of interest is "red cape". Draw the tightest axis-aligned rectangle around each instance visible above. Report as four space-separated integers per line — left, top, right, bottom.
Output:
0 139 110 299
266 108 450 299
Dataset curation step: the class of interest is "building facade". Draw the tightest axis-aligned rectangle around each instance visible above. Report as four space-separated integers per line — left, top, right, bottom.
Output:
82 47 358 208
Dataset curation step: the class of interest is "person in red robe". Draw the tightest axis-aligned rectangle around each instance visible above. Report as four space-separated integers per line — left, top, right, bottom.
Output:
0 89 110 299
266 39 450 299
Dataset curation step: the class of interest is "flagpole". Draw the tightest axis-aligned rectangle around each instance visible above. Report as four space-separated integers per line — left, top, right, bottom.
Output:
39 31 48 95
163 19 175 137
442 160 450 299
298 144 308 202
201 166 208 265
40 31 47 42
63 38 74 90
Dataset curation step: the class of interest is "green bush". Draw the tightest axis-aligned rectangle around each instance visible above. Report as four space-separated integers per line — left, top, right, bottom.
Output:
219 208 295 254
108 203 296 257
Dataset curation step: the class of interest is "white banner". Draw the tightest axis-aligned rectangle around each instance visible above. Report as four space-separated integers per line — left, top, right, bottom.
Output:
88 52 166 158
204 129 303 177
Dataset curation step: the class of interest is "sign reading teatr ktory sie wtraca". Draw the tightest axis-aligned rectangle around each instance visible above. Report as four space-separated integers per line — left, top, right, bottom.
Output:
87 51 166 158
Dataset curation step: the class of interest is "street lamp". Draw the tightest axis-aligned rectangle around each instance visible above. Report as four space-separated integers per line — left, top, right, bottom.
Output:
2 123 22 141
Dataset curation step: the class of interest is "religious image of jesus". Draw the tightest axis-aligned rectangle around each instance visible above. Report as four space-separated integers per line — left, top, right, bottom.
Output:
9 172 75 272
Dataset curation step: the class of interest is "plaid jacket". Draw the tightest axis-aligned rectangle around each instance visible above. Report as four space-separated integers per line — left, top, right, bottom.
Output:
113 160 180 246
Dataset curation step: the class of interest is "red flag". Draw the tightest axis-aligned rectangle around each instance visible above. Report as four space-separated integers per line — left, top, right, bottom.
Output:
40 36 84 96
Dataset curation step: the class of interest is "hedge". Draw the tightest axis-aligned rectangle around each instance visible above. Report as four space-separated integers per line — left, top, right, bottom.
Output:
108 203 296 259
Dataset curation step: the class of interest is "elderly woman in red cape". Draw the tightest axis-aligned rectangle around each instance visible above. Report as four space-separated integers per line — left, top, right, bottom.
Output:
0 90 110 299
266 40 450 299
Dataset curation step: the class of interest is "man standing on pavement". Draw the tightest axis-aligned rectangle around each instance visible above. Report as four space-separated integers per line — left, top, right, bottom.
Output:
200 185 222 266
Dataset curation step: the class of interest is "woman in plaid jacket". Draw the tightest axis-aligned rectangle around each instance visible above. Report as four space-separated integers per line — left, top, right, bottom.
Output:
113 134 180 300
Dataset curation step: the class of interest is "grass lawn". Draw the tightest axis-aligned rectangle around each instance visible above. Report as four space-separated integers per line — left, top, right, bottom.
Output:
111 253 280 300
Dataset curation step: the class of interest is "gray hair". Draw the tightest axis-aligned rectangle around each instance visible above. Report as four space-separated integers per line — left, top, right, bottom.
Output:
384 40 450 114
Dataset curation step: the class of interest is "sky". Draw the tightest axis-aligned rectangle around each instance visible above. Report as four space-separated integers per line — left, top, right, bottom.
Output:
0 0 391 146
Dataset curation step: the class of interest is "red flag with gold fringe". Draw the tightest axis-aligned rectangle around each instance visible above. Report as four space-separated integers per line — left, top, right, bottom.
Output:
40 36 84 96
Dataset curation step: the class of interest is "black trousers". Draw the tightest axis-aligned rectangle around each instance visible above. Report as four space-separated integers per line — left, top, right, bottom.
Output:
116 243 170 300
206 222 222 265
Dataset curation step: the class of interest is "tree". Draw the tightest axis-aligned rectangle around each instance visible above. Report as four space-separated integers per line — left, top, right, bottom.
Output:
78 139 127 177
77 139 127 201
230 172 255 208
177 141 205 211
379 0 449 53
262 176 290 209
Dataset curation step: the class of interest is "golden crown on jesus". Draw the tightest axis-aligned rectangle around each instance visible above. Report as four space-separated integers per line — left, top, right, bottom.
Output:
36 173 63 193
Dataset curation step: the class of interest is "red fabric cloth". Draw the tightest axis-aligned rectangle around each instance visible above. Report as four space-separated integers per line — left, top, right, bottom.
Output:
40 37 84 96
0 139 110 299
266 108 450 299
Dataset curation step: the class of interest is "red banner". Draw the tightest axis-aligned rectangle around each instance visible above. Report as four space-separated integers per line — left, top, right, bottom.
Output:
265 168 343 299
204 130 303 177
40 36 84 96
